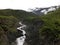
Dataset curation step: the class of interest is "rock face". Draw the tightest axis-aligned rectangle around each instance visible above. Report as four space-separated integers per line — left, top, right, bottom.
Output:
0 32 9 45
23 19 43 45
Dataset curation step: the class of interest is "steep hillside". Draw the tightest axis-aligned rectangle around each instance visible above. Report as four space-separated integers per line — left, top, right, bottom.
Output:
0 16 23 45
39 8 60 45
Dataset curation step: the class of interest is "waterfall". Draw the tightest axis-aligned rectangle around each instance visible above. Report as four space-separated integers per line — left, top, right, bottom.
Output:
16 22 26 45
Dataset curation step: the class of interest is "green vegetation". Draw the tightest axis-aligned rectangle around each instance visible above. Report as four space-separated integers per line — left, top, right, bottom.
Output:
0 15 18 45
39 8 60 45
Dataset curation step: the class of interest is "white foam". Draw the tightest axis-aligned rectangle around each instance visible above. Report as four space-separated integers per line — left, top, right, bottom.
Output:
16 22 26 45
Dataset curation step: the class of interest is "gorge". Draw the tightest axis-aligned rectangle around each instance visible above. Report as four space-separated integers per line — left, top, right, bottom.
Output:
0 7 60 45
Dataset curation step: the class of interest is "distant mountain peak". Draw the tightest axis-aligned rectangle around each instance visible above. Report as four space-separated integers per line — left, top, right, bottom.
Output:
30 5 60 15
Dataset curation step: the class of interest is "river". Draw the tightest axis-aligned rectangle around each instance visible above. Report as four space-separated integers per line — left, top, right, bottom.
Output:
16 22 26 45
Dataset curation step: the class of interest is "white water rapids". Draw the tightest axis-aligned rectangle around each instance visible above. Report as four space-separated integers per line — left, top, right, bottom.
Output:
16 22 26 45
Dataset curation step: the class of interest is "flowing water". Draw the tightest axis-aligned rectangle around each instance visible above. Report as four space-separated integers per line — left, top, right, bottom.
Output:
16 22 26 45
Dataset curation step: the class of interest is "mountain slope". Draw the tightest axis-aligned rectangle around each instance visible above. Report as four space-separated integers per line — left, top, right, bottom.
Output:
0 9 37 20
39 8 60 45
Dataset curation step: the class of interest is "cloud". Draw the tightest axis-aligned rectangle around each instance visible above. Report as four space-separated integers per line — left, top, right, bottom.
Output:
0 0 60 11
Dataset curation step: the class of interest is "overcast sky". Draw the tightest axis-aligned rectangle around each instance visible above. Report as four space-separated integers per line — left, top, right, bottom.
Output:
0 0 60 11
